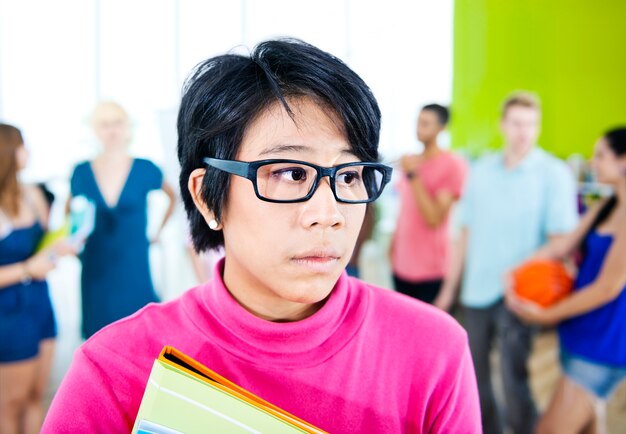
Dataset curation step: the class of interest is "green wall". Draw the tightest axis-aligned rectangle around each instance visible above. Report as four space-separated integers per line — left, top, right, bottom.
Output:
451 1 626 159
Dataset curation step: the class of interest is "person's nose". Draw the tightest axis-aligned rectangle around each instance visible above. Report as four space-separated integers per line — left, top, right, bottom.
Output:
299 177 345 229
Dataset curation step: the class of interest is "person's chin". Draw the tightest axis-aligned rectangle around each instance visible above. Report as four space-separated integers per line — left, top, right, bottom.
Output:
281 264 343 301
283 283 335 305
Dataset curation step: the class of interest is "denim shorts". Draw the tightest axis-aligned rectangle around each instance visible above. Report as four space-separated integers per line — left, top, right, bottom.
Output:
560 348 626 400
0 282 57 362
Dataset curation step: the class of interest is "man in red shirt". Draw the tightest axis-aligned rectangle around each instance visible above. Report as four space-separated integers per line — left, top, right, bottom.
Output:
390 104 467 303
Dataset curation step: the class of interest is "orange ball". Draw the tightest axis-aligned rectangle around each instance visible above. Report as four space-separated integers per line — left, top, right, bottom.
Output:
512 260 573 307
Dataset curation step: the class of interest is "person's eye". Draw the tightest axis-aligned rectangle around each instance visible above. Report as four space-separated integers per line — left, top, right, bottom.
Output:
338 171 361 185
272 167 308 182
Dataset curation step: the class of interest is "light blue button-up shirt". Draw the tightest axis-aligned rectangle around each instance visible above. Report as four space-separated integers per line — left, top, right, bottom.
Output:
457 147 579 308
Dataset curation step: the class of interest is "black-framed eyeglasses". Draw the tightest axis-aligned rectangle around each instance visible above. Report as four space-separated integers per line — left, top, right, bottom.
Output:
203 157 393 204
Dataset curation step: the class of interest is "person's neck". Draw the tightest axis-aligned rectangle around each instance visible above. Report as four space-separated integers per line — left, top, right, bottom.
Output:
503 143 534 168
230 288 325 323
421 141 441 158
223 267 325 322
99 148 129 162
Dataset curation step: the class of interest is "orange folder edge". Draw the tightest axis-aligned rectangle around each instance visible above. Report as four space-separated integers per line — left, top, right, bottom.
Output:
158 346 327 434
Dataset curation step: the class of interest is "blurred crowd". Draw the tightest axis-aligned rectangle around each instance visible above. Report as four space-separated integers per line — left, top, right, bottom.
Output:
1 90 625 433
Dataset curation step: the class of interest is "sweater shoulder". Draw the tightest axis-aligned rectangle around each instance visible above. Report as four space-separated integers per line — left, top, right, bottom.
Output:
80 286 203 367
349 278 468 348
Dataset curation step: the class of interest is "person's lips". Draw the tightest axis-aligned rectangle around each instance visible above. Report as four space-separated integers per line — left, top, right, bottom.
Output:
291 249 341 273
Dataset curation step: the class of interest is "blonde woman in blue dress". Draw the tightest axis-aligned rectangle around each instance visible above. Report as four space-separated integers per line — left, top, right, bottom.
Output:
68 102 176 339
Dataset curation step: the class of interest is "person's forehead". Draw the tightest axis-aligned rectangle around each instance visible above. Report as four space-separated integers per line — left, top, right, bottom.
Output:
505 105 539 119
94 111 127 125
418 110 439 122
595 137 611 152
239 99 351 154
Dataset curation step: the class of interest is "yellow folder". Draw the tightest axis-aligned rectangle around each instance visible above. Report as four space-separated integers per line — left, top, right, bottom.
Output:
132 346 327 434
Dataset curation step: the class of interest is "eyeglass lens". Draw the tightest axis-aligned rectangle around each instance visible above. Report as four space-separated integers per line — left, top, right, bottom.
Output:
255 162 384 202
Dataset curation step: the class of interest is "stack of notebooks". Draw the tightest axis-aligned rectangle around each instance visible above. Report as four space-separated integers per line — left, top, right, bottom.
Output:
36 195 96 252
133 346 327 434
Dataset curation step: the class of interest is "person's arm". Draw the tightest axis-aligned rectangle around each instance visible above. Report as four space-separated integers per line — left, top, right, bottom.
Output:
532 200 604 261
41 347 131 432
0 185 72 288
433 228 468 312
406 179 456 228
0 249 59 288
507 223 626 326
152 179 177 243
64 194 72 217
532 161 580 260
401 155 464 228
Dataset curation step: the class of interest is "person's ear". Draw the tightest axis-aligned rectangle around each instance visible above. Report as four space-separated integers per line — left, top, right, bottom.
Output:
188 168 223 230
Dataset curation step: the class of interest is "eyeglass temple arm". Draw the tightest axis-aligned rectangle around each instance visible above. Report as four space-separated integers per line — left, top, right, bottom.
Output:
378 166 393 186
203 158 252 178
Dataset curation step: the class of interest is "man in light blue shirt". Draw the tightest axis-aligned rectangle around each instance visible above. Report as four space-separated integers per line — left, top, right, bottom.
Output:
435 92 578 434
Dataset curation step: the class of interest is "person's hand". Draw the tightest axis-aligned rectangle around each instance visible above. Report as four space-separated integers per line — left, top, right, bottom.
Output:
24 250 58 280
150 233 161 245
505 286 558 326
26 239 78 280
503 269 515 293
51 239 78 257
400 154 422 174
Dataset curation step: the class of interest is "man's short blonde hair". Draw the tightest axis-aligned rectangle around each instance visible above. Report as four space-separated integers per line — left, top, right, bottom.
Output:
501 91 541 119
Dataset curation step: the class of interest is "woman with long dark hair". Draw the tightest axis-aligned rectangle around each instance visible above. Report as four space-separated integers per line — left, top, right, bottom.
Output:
0 124 72 433
508 127 626 434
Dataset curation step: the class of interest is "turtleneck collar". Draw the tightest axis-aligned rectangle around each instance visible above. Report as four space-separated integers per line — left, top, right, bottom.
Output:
187 258 370 368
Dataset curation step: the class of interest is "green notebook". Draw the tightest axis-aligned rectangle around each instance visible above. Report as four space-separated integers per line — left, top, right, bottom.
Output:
36 195 95 252
132 346 326 434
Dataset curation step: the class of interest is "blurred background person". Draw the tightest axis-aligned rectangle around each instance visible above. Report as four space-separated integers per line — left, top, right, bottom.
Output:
186 245 224 284
390 104 467 303
346 203 375 278
67 102 176 339
508 127 626 434
0 124 72 433
436 92 579 434
185 223 224 284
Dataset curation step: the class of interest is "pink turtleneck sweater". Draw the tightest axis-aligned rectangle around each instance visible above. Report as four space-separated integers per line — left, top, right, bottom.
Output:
42 262 480 433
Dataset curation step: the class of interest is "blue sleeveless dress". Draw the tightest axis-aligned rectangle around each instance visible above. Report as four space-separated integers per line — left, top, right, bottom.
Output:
70 159 163 339
0 222 57 362
559 231 626 366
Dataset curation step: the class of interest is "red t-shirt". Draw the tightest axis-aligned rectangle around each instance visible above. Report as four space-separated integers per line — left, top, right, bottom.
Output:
392 151 467 282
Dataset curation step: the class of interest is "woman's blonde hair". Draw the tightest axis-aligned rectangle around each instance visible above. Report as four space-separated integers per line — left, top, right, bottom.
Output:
90 101 130 127
0 124 24 217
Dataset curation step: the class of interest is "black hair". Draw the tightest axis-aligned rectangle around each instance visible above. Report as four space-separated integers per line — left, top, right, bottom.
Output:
421 104 450 126
586 127 626 236
177 39 382 252
36 182 55 210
